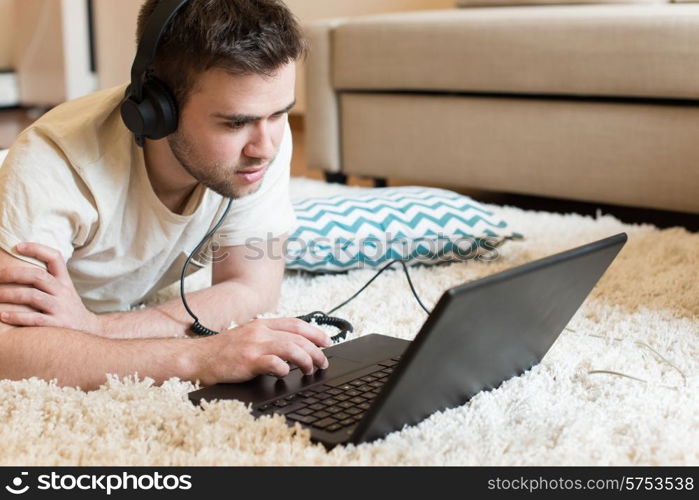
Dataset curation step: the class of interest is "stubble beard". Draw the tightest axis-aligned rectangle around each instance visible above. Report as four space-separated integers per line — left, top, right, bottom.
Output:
167 130 275 200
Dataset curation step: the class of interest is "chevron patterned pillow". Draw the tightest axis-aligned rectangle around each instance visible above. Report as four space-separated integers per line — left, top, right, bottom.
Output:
286 187 522 272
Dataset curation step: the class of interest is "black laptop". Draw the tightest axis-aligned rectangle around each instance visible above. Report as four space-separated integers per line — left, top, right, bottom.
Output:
189 232 627 448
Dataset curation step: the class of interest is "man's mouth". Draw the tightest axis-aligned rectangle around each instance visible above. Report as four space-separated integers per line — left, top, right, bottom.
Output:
235 165 268 184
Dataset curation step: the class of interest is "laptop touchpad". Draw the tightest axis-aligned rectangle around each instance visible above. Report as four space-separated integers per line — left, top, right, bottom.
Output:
279 356 364 388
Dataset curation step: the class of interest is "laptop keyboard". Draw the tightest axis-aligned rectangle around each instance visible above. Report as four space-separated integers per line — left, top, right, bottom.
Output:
254 357 401 433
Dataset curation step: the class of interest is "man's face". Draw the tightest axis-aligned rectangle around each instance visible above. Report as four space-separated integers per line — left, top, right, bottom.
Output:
167 63 296 199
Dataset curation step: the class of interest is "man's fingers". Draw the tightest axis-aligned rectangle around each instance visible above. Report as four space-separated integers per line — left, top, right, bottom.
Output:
282 333 330 371
262 317 332 347
14 242 70 282
0 287 56 313
255 318 331 372
270 340 316 376
0 267 60 295
257 355 290 379
0 310 53 327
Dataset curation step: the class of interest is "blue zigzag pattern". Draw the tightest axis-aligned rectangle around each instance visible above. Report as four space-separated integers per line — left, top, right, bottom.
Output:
286 241 501 271
295 200 496 221
292 192 460 206
287 231 500 252
293 212 507 238
291 187 437 204
286 187 521 272
292 191 482 206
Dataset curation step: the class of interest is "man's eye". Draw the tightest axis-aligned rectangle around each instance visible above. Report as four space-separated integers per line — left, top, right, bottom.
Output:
227 122 245 130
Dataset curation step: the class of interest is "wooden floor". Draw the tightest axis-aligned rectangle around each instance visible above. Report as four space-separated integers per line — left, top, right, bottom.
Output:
0 108 40 150
2 108 697 232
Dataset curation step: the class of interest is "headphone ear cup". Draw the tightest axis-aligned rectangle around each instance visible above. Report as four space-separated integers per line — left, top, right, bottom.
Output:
120 78 178 142
141 76 179 140
120 84 147 138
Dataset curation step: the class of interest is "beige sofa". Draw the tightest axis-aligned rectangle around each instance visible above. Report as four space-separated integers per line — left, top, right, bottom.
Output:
305 0 699 214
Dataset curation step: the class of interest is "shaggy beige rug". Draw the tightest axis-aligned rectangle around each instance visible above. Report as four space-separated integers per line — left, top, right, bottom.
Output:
0 176 697 466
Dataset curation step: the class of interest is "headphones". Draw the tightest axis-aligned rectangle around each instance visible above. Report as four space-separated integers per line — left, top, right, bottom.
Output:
120 0 190 147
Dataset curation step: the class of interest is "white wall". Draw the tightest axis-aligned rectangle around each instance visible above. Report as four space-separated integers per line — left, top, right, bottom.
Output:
94 0 455 112
0 0 14 69
14 0 95 105
286 0 454 22
93 0 142 91
14 0 65 104
2 0 455 107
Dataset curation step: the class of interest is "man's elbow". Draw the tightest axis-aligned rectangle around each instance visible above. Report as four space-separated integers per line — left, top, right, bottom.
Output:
259 287 281 314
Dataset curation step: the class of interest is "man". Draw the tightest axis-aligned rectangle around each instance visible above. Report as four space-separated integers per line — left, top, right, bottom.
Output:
0 0 331 391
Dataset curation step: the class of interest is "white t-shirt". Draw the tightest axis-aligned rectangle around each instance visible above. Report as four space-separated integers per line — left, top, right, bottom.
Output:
0 84 296 313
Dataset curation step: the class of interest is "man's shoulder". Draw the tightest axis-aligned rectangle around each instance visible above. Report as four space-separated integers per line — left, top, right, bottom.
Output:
30 84 132 168
2 84 137 205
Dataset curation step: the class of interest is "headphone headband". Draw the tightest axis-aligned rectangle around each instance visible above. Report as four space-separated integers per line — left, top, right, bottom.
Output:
130 0 190 101
121 0 190 146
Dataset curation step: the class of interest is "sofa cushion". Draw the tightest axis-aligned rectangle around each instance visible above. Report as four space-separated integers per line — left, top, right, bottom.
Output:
456 1 665 6
286 187 521 272
332 4 699 99
338 93 699 214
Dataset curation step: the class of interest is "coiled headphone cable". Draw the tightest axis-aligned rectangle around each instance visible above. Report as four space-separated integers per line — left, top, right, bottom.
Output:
180 199 431 341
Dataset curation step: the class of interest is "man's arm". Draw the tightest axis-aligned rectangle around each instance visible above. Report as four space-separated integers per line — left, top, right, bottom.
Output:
0 323 197 391
0 315 331 391
0 246 331 390
98 234 287 339
0 240 329 389
0 250 193 392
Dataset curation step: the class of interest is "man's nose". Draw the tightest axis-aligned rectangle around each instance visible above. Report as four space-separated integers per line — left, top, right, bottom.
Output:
243 121 276 160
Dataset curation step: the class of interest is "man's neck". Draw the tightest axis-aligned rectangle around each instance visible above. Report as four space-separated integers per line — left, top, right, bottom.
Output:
142 138 200 215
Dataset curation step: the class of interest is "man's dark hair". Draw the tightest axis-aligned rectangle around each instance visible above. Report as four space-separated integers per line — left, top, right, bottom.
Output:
136 0 305 106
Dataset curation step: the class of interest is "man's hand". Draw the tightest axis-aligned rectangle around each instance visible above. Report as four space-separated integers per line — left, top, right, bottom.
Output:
193 317 333 386
0 242 101 333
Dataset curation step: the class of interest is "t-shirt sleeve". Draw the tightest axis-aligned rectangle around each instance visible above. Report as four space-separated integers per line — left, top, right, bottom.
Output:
214 120 297 247
0 128 97 268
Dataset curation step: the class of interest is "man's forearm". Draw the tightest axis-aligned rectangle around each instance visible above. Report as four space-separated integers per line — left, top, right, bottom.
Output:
0 327 200 391
97 281 274 339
